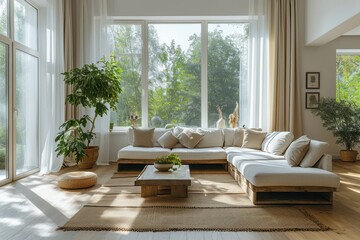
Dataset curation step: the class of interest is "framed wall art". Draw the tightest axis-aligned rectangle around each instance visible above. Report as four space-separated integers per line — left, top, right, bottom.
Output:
305 92 320 109
306 72 320 89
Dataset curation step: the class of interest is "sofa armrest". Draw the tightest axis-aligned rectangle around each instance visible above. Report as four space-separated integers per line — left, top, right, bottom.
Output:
314 154 332 171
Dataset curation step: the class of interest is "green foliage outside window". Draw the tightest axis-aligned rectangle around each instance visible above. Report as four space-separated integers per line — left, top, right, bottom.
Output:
336 55 360 107
110 23 248 128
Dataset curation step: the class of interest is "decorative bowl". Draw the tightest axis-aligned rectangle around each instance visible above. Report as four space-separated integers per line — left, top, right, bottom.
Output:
154 163 173 171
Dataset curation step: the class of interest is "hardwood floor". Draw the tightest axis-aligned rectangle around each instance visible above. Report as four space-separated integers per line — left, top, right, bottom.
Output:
0 160 359 240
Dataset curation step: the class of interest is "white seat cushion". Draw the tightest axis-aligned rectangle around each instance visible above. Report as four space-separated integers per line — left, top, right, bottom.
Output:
171 147 226 160
238 160 340 188
227 149 284 168
118 146 170 159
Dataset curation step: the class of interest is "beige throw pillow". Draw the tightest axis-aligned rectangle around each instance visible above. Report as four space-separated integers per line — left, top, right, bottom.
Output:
157 131 179 149
233 128 245 147
241 129 267 149
285 135 311 167
196 129 224 148
178 129 204 148
132 128 155 147
223 128 236 147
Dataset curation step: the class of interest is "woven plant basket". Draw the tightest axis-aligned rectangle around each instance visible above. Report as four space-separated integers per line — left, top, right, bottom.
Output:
78 146 99 169
340 150 358 162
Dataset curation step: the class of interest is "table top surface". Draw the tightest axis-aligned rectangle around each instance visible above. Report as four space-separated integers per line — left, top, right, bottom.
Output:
135 165 191 186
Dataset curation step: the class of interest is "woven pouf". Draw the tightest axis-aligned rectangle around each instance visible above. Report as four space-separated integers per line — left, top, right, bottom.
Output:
57 171 97 189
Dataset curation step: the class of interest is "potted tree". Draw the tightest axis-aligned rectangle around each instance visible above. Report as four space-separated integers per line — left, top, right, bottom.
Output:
55 54 122 168
312 98 360 161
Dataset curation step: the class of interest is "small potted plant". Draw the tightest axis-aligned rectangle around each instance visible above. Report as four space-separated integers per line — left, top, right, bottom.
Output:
55 54 122 168
154 153 182 171
312 97 360 161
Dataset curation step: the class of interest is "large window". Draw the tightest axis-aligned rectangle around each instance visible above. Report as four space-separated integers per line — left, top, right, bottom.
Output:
110 21 248 129
0 0 8 36
336 49 360 106
15 50 38 175
148 23 201 128
14 0 38 50
109 23 143 127
208 24 247 127
0 0 39 185
0 42 8 181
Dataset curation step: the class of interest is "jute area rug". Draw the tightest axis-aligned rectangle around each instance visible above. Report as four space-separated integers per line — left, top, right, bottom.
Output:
59 172 329 232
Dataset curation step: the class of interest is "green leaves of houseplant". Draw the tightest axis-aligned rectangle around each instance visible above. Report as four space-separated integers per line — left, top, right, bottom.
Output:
155 153 182 170
55 54 122 164
312 98 360 151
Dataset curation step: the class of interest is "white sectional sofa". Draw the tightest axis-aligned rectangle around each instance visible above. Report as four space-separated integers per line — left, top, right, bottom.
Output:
118 127 228 168
117 127 340 204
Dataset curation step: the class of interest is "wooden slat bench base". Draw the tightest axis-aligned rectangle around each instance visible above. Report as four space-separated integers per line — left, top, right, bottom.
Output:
228 163 336 205
117 159 228 171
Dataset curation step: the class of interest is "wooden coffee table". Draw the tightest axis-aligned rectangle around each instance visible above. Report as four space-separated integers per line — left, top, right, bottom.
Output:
135 165 191 198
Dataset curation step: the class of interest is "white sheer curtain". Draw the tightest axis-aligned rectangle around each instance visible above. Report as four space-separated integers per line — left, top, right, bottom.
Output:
242 0 270 130
39 0 65 174
75 0 111 165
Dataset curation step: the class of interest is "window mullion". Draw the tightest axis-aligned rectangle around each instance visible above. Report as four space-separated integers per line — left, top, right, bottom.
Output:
142 21 148 128
201 21 208 128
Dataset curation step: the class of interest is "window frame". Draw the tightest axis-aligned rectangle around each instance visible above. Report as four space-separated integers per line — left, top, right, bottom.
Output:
110 19 248 131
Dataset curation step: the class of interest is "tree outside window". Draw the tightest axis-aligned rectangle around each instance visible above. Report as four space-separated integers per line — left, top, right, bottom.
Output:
336 50 360 106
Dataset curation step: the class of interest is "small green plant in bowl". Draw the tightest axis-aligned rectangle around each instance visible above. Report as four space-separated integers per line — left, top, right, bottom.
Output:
154 153 182 171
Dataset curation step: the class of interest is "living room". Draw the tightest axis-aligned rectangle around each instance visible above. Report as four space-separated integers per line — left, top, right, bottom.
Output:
1 0 360 239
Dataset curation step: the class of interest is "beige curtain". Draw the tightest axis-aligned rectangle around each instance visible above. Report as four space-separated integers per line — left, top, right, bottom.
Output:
62 0 78 165
269 0 302 137
64 0 77 121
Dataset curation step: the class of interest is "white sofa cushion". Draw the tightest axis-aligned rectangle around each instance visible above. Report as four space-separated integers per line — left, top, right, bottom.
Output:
157 131 178 148
314 154 332 171
261 131 294 155
285 135 310 166
239 160 340 188
300 140 329 168
118 146 170 159
171 147 226 160
196 128 224 148
241 129 267 149
226 148 284 168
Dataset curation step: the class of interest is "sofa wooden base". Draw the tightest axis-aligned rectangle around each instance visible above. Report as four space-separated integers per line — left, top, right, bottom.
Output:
117 158 228 171
228 163 335 205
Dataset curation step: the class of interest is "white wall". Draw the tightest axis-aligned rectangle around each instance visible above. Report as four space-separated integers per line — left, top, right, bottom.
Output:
305 0 360 46
107 0 249 17
300 1 360 158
